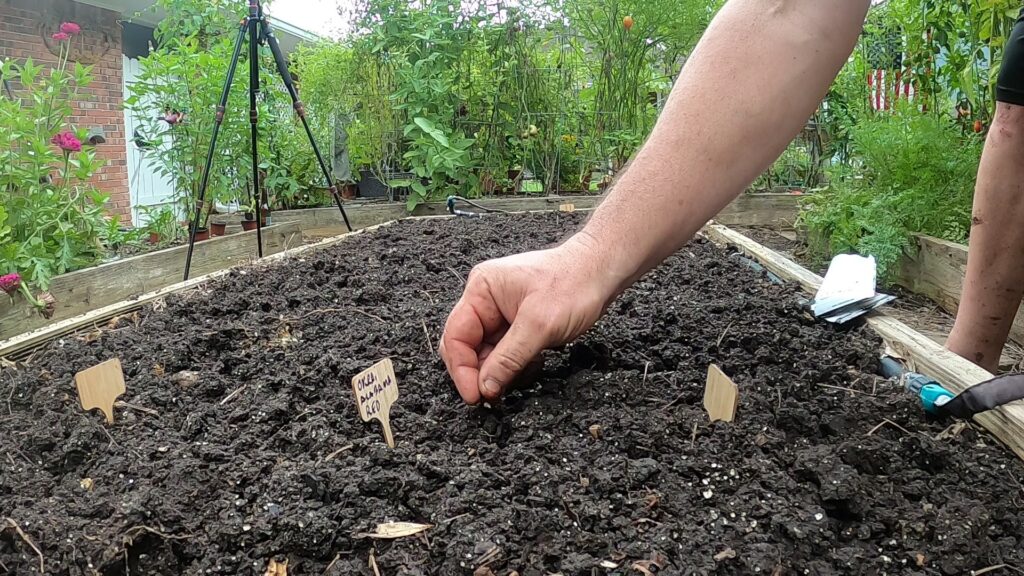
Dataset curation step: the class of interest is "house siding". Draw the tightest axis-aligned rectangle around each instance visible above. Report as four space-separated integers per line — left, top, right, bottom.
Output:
0 0 131 223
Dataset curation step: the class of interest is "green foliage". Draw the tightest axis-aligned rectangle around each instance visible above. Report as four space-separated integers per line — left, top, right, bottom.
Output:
128 0 314 222
565 0 719 169
139 205 181 244
0 32 115 293
799 103 981 280
293 0 720 208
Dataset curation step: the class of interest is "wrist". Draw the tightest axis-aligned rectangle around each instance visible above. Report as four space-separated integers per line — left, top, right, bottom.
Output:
559 228 637 304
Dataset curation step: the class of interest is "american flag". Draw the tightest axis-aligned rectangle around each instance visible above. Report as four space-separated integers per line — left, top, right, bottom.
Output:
867 69 915 111
865 27 914 111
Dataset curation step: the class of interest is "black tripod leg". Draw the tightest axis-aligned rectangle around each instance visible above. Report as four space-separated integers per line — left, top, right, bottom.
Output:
183 19 249 281
248 2 265 258
263 21 353 233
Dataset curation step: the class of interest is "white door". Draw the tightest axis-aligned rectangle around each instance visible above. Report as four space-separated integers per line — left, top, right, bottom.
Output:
123 55 177 225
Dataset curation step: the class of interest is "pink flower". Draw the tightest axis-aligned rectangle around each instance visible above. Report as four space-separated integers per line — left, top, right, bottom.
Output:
0 273 21 296
50 131 82 153
51 32 70 41
163 110 185 125
60 22 82 35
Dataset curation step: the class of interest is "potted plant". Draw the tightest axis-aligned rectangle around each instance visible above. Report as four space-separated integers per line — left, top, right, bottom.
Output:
241 214 258 232
341 180 357 200
140 205 179 244
209 220 227 236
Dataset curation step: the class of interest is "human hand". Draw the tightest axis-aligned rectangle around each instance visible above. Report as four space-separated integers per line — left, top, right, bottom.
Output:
439 233 620 404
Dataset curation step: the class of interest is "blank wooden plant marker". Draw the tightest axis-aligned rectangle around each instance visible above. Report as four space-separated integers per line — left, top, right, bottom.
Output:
74 358 126 424
351 359 400 448
559 203 576 213
703 364 739 423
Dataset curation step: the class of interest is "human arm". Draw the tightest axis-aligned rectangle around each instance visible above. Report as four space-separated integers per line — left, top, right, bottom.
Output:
441 0 872 404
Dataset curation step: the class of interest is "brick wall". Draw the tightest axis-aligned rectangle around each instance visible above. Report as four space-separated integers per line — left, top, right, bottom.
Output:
0 0 131 224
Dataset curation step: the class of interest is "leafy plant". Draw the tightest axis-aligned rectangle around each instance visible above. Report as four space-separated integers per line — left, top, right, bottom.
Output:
0 23 114 301
799 103 981 280
139 205 181 244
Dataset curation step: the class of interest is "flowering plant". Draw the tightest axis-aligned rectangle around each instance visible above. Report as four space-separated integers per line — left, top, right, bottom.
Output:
0 22 113 313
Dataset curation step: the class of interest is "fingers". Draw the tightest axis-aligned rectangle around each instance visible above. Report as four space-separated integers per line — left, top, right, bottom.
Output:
440 298 487 405
440 274 510 404
478 314 549 401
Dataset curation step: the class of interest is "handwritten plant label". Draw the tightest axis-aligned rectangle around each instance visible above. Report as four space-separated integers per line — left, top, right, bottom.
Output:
351 359 399 448
74 358 127 424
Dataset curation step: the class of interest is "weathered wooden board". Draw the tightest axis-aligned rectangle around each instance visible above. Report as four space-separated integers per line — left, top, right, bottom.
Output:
269 193 801 238
0 222 302 342
895 233 1024 345
704 223 1024 461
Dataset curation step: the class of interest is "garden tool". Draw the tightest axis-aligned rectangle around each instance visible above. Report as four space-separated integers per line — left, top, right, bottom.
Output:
880 356 1024 419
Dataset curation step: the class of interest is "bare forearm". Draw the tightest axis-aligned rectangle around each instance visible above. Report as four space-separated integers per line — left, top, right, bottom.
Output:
579 0 870 295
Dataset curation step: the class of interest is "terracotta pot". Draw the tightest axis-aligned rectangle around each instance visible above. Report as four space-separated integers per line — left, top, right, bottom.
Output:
149 232 161 244
241 219 258 232
341 183 357 200
193 228 210 242
210 222 227 236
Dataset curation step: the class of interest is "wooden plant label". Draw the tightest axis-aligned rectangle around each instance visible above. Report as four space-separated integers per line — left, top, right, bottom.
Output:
74 358 126 424
559 203 576 213
351 359 399 448
703 364 739 423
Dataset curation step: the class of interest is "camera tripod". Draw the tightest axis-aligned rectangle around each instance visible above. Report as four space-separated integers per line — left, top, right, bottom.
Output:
183 0 352 281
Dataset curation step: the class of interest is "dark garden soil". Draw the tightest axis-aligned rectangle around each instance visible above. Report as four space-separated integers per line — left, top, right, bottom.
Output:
3 213 1024 576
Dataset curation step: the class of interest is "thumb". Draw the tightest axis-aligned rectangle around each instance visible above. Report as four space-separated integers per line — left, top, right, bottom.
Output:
478 317 548 401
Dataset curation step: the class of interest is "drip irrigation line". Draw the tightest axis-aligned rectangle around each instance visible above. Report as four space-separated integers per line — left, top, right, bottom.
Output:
446 195 511 218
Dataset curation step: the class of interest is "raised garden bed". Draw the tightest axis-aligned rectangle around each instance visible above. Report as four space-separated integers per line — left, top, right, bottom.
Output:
2 214 1023 574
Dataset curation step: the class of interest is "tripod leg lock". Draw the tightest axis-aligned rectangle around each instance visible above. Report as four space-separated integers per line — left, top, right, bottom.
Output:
293 101 306 119
216 105 226 123
249 109 258 124
328 185 340 200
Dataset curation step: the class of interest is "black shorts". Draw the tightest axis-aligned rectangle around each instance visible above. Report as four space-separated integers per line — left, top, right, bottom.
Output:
997 9 1024 105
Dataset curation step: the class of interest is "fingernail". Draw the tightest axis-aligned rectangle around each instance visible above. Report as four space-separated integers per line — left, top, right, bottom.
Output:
482 378 501 397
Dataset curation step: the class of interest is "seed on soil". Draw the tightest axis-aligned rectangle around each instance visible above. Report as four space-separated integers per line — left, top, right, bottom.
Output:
588 424 602 439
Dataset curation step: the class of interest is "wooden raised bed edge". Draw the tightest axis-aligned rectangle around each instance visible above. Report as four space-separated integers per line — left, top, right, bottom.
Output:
0 222 304 342
704 223 1024 462
273 193 801 238
896 233 1024 346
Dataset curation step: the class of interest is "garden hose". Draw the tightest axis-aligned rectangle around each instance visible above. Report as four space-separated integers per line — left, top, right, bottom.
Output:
880 356 1024 419
446 196 510 218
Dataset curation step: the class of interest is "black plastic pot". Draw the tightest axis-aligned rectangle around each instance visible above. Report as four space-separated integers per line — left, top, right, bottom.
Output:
358 170 388 198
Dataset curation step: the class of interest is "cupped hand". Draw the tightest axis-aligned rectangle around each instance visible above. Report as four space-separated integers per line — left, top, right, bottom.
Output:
439 234 619 404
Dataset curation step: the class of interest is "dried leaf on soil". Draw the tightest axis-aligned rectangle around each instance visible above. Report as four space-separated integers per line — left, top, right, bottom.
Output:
356 521 433 539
